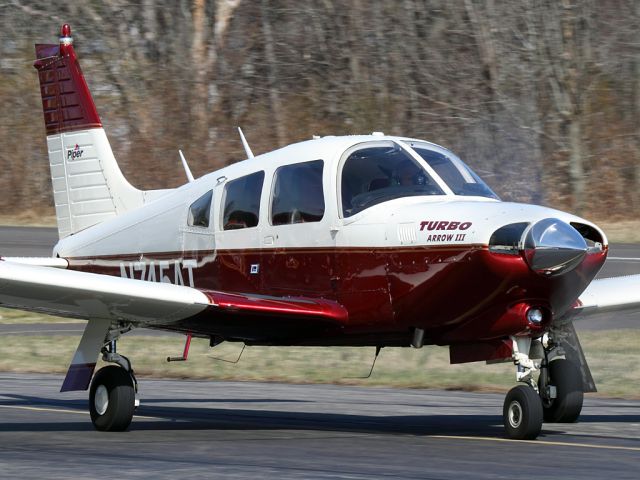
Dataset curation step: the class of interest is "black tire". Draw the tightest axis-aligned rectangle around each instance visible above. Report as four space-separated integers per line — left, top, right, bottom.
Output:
89 365 135 432
503 385 543 440
540 358 583 423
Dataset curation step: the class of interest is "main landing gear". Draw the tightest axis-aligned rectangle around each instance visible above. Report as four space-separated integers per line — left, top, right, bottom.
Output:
503 335 584 440
89 340 138 432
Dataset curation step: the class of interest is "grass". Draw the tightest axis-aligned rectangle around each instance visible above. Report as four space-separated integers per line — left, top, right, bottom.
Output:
597 220 640 243
0 213 56 227
0 308 83 324
1 328 639 398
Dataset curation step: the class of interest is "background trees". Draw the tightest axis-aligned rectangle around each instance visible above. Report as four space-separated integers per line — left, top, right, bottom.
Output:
1 0 638 220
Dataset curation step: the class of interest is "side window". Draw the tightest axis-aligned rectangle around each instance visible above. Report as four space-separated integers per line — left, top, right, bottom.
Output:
222 171 265 230
188 190 213 228
271 160 325 225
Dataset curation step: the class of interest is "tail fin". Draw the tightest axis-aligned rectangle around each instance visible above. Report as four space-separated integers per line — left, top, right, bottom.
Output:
34 25 149 239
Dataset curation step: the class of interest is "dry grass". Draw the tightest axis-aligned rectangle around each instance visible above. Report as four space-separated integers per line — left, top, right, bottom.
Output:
596 220 640 243
0 308 83 324
0 213 56 227
1 329 638 398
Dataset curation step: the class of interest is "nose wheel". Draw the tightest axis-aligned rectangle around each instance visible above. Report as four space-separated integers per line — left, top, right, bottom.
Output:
89 365 136 431
503 335 585 439
503 385 543 440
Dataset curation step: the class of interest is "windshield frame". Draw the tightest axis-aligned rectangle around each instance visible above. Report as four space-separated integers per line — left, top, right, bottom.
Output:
402 140 500 201
337 140 452 219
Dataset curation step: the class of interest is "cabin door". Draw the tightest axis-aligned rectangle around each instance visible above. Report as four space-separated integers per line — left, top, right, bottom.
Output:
259 160 335 297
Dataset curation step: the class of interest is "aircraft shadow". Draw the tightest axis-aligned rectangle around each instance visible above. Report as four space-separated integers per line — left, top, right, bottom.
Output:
1 395 639 439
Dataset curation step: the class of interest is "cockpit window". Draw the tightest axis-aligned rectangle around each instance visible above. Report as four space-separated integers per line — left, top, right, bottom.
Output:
406 142 499 200
340 143 443 217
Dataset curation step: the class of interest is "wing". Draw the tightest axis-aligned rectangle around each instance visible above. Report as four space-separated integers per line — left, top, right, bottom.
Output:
0 259 210 324
0 259 349 328
558 274 640 393
572 274 640 315
0 259 349 391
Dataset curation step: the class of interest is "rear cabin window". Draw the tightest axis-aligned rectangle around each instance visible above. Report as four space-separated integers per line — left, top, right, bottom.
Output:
188 190 213 228
222 171 264 230
271 160 325 225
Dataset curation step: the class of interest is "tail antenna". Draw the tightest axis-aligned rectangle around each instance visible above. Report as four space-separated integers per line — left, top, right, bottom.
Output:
238 127 255 159
179 150 195 183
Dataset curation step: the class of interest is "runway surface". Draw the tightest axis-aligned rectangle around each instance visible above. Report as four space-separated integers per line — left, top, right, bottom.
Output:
0 226 57 257
0 373 639 479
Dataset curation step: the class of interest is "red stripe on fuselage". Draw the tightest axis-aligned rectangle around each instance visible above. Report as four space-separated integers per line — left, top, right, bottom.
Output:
66 244 607 345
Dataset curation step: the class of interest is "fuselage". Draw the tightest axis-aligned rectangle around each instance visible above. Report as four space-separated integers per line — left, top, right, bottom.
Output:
52 135 608 346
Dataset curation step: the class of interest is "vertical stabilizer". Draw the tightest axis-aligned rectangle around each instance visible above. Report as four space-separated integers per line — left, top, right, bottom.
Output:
34 25 148 239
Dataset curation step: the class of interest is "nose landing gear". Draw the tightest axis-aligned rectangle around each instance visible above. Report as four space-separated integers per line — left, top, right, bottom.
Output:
503 334 584 440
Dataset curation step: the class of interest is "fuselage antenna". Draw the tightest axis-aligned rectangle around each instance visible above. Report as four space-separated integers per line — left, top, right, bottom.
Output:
179 149 195 183
238 127 255 159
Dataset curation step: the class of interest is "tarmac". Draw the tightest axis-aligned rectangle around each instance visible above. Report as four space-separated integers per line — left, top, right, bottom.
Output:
1 373 639 479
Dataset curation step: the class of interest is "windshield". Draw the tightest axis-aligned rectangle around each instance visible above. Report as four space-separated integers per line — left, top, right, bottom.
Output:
341 142 444 217
405 141 499 200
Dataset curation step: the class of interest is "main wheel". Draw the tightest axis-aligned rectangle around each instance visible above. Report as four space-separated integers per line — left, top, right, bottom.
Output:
89 365 135 432
503 385 543 440
540 358 583 423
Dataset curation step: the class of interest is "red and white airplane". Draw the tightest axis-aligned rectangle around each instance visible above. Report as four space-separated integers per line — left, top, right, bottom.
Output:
1 25 639 440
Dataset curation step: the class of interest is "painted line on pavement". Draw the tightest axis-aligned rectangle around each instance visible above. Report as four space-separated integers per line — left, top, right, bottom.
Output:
0 404 160 420
429 434 640 452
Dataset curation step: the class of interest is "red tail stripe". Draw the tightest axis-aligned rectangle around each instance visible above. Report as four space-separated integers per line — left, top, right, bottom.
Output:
33 28 102 135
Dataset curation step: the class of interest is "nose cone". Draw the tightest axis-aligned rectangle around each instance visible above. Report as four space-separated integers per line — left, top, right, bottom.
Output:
523 218 588 276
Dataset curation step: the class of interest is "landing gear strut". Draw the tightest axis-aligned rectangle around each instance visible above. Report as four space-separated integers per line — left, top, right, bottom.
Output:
89 340 137 432
503 336 543 440
502 334 584 440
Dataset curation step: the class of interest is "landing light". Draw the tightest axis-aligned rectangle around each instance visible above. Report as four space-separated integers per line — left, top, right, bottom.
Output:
526 307 544 325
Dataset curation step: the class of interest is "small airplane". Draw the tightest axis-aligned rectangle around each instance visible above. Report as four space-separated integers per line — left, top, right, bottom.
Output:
1 24 639 440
